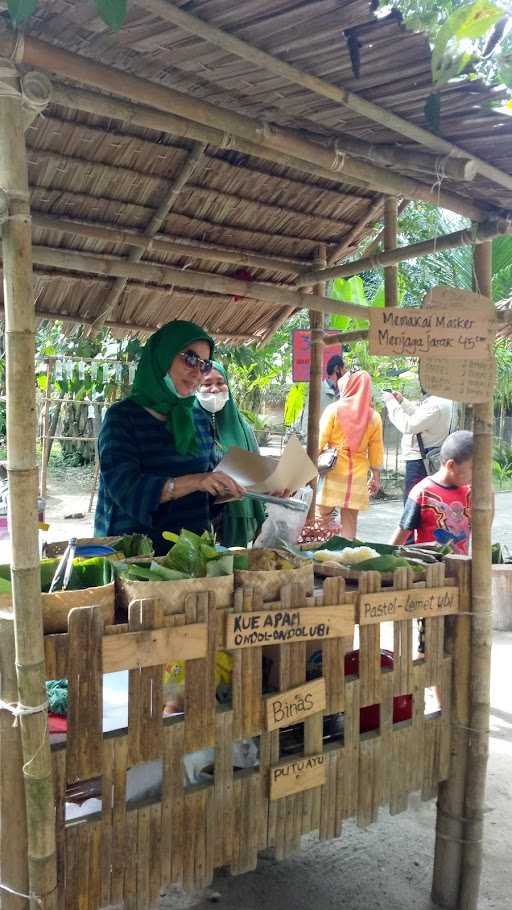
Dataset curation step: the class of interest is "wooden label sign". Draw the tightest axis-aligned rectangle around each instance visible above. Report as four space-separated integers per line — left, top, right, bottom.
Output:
368 306 491 359
359 586 459 626
270 753 326 800
225 606 354 650
419 286 495 403
265 678 326 732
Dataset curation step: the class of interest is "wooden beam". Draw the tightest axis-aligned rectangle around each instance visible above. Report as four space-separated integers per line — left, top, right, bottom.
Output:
306 245 326 513
322 329 368 345
295 218 512 287
50 82 370 193
0 56 57 910
89 140 205 332
317 133 477 182
31 211 306 273
140 0 512 195
24 244 371 320
26 306 258 340
384 197 398 308
1 34 487 221
459 241 493 910
363 200 409 258
326 196 385 267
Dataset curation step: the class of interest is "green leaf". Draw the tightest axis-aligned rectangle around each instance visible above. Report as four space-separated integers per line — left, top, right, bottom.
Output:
431 0 503 86
95 0 127 30
284 383 307 426
424 92 442 133
7 0 38 26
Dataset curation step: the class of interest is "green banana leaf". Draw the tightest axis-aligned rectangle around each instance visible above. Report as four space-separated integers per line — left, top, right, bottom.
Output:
344 555 421 573
0 557 113 594
114 533 154 558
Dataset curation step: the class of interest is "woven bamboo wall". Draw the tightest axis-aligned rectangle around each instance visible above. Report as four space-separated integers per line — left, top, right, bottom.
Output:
44 564 458 908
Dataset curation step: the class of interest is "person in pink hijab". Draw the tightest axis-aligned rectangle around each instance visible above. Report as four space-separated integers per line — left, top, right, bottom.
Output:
316 370 384 538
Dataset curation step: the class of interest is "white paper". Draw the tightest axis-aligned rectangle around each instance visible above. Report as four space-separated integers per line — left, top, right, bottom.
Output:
214 435 317 494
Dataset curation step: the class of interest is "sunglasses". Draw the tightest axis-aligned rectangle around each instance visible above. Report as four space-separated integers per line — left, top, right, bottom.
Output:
179 349 213 374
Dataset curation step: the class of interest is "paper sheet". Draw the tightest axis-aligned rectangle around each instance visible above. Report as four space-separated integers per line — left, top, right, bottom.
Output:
213 435 317 493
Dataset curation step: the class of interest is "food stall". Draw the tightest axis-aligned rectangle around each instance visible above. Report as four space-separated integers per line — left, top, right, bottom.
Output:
0 3 509 910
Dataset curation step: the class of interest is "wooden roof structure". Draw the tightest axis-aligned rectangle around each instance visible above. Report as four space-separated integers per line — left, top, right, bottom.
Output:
0 0 511 343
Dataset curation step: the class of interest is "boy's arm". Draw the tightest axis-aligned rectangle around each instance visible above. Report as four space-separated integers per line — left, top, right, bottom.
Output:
389 492 422 546
390 527 410 545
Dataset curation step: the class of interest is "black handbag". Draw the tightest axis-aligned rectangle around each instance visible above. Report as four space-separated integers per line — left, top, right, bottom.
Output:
318 447 338 475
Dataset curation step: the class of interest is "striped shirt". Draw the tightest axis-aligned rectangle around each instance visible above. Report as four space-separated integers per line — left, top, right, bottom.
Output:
94 399 214 555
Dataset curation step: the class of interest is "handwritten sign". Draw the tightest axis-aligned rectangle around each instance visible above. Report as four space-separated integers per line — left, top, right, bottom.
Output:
270 753 326 800
292 329 341 382
358 586 459 626
419 356 495 403
225 606 354 650
265 679 326 732
419 287 495 403
368 306 491 359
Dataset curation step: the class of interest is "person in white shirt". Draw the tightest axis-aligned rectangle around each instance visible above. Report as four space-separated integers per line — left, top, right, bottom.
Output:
381 389 454 500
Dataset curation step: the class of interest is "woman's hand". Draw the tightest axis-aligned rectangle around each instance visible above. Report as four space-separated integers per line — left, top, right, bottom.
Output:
198 471 246 498
368 471 380 496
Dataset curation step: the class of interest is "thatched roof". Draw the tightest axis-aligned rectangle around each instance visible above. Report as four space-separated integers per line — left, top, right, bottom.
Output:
3 0 512 341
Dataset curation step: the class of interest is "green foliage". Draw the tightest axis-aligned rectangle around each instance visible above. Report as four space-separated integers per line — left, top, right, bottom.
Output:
431 0 503 86
7 0 127 29
284 383 307 427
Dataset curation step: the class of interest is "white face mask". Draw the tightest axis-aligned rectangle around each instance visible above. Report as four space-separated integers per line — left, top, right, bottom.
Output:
196 389 229 414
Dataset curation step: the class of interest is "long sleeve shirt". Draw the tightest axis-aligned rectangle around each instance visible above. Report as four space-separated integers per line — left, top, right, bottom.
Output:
385 395 453 461
94 399 214 554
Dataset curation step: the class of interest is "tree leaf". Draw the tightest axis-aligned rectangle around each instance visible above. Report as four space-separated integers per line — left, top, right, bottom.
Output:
424 92 441 133
7 0 38 26
95 0 127 31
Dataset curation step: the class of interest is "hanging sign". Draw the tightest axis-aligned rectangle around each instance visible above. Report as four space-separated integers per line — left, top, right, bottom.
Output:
225 606 354 650
368 303 491 359
358 585 459 626
418 287 495 403
292 330 341 382
270 753 326 800
265 679 326 732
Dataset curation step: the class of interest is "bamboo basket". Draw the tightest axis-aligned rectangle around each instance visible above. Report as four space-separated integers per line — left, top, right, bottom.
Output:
116 572 234 615
234 549 314 601
0 583 115 634
491 564 512 631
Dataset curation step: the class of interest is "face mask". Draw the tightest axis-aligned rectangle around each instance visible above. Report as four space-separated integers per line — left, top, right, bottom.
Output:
163 373 190 400
196 389 229 414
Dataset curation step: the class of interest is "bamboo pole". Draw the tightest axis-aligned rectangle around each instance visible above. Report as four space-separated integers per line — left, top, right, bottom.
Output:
306 246 326 514
314 133 477 182
0 33 486 221
49 82 370 194
295 218 512 286
39 358 53 499
322 329 369 345
0 58 57 910
457 240 494 910
21 245 371 321
31 211 307 274
432 557 472 908
363 200 409 258
326 197 385 267
139 0 512 194
384 198 398 308
89 140 206 332
0 615 28 910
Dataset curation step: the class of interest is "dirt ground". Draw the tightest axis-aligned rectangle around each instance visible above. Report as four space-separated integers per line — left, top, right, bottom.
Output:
10 469 512 909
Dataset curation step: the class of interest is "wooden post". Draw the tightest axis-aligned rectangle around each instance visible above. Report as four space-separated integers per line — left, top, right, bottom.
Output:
0 59 57 909
384 197 398 308
40 358 53 499
0 616 28 910
458 240 494 909
432 557 472 907
306 246 326 515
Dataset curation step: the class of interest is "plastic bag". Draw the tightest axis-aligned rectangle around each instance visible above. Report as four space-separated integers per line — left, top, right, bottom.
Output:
254 486 313 549
163 651 234 715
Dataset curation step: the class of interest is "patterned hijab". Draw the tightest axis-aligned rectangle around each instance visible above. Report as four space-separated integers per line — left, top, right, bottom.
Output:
336 370 374 452
129 320 214 454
